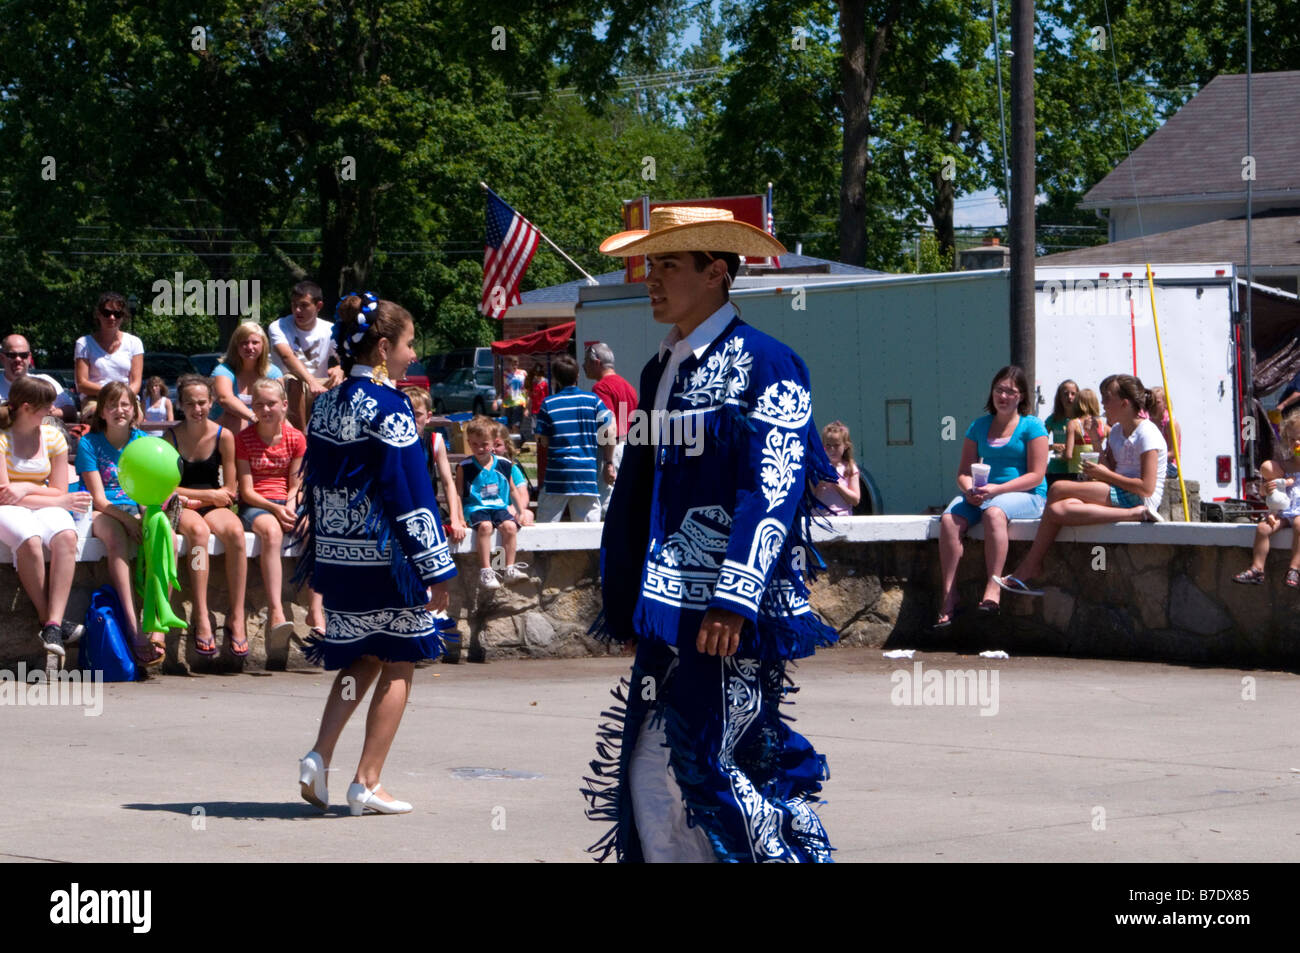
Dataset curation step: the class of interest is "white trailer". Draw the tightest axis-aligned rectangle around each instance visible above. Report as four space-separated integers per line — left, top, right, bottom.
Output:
574 262 1292 515
1034 263 1245 503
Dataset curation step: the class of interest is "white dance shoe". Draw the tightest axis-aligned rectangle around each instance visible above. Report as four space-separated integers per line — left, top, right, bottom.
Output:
298 751 328 811
346 782 413 816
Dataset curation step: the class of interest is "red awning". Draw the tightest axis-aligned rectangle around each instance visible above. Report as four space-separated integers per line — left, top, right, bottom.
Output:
490 321 575 356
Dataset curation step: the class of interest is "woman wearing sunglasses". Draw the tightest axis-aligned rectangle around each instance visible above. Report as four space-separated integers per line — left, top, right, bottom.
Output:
74 291 144 400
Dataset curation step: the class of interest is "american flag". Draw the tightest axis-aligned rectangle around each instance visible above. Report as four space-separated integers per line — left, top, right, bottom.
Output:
480 191 540 319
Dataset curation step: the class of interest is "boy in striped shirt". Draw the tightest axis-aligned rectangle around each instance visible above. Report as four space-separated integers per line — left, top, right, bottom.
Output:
534 355 614 522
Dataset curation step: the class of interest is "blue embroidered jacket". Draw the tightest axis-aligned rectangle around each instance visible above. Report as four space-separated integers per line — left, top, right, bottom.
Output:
599 314 838 660
297 374 457 625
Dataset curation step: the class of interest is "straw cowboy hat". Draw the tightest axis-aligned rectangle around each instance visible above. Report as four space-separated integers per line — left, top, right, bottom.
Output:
599 205 786 258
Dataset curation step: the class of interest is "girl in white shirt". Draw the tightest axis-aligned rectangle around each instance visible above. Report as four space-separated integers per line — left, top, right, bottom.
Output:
997 374 1166 597
0 376 93 659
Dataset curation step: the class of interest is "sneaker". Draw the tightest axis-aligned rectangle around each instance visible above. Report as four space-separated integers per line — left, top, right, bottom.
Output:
60 620 85 646
479 567 501 590
39 623 66 659
503 563 530 585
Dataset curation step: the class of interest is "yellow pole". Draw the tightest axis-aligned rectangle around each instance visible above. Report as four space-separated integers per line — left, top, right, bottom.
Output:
1145 263 1190 521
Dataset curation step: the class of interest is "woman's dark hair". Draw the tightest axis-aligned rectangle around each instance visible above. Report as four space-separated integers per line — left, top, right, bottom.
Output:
984 365 1032 416
0 374 58 429
1099 374 1155 416
92 380 141 433
334 295 413 374
1050 379 1079 420
175 373 213 404
93 291 129 327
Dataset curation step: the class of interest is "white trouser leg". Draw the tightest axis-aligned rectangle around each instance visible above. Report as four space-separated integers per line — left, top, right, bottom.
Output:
628 714 716 863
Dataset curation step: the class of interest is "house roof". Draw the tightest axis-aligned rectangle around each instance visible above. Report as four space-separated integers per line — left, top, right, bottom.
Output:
518 253 885 305
1037 208 1300 268
1081 71 1300 208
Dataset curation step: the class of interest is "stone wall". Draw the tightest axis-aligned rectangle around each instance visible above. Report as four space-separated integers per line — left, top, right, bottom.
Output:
5 518 1299 672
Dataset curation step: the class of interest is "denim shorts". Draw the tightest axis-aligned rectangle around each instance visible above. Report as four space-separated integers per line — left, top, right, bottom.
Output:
240 499 287 532
468 508 516 529
1108 486 1144 508
945 491 1046 526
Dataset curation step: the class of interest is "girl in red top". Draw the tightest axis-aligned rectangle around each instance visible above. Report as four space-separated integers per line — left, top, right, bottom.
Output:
235 377 323 653
527 361 548 416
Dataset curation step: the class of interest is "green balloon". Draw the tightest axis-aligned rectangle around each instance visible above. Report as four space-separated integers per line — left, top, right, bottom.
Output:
119 436 182 506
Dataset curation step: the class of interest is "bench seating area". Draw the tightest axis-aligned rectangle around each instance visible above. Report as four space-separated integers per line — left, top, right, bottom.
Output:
0 514 1267 567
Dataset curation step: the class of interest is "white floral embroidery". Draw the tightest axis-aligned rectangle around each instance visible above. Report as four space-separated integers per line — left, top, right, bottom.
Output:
377 409 419 447
749 518 788 576
397 507 440 549
312 386 380 445
760 428 804 512
324 606 440 642
720 656 798 862
751 380 812 429
674 335 752 407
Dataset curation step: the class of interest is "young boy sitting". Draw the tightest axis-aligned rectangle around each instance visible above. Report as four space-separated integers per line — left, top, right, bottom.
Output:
268 280 344 430
456 415 533 589
402 385 466 542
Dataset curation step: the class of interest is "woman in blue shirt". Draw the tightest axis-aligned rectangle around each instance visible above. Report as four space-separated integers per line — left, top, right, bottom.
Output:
76 381 154 663
935 365 1048 628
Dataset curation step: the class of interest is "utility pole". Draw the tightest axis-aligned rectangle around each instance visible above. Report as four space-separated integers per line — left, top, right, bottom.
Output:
1009 0 1036 391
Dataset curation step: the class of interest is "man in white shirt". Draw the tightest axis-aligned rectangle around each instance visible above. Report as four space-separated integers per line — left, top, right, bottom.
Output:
268 280 344 429
0 334 77 423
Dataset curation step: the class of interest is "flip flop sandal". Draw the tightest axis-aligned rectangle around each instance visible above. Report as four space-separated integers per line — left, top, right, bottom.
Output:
1232 568 1265 585
193 628 218 657
932 607 961 630
1286 569 1300 589
132 635 165 667
976 599 1001 614
226 627 251 658
993 575 1044 597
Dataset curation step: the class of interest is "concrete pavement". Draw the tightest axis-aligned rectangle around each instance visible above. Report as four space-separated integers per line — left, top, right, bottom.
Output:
2 648 1298 862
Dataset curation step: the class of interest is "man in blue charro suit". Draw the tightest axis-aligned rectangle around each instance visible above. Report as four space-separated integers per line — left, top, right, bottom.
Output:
583 206 839 862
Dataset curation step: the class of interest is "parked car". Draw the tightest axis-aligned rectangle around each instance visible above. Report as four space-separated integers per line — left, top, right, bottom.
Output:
395 358 430 393
422 346 493 385
141 352 199 405
190 352 224 377
430 367 499 415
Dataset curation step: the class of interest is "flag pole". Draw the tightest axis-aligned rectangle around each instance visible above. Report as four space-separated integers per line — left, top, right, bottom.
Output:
480 182 598 286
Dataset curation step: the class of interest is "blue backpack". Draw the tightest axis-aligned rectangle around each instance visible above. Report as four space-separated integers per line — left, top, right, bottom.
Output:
81 585 138 682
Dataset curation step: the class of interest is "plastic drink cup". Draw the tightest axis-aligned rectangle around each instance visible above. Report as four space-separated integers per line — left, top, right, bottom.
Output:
970 463 990 487
1080 452 1100 467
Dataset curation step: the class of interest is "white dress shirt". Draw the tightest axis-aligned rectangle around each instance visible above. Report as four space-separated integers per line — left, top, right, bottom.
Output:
652 302 737 413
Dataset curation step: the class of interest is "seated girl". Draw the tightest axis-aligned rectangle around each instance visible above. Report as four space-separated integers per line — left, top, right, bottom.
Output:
1234 413 1300 588
141 375 173 428
936 366 1048 627
214 322 283 433
1064 387 1107 479
814 420 862 515
997 374 1165 597
235 377 322 651
0 376 94 660
76 381 156 664
401 385 466 542
167 374 248 657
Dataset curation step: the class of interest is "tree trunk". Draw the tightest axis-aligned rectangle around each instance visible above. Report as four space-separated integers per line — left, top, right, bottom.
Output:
837 1 902 266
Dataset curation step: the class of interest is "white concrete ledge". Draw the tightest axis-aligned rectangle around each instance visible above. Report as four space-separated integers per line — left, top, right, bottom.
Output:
0 514 1268 567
